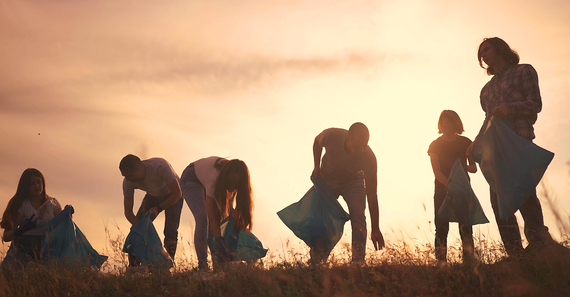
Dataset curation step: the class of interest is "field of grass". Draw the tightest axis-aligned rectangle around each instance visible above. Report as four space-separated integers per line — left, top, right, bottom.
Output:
1 233 570 297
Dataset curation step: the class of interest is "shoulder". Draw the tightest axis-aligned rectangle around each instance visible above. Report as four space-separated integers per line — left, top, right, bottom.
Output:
145 157 169 166
47 196 62 208
428 137 442 152
320 127 345 136
458 135 472 143
317 128 346 143
511 64 538 75
364 146 376 161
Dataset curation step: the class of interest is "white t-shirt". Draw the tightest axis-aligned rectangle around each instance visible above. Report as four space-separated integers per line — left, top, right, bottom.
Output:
18 197 61 236
194 156 226 198
122 158 179 197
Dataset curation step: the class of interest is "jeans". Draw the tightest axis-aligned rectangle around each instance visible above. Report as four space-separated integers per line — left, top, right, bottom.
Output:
129 192 183 266
180 163 209 269
311 178 367 262
490 188 547 256
434 187 474 262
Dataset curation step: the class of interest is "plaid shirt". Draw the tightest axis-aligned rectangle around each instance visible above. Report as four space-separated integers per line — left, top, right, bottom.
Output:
480 64 542 140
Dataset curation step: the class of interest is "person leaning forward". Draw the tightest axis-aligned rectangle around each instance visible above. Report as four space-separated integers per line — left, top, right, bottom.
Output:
311 122 385 263
119 154 183 266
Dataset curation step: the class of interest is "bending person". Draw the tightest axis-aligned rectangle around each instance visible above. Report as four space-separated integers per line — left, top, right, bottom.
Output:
180 157 253 270
1 168 62 266
311 122 384 263
119 154 183 266
428 110 477 265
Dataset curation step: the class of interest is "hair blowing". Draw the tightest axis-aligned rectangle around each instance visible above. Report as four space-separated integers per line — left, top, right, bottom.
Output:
214 159 253 231
1 168 48 230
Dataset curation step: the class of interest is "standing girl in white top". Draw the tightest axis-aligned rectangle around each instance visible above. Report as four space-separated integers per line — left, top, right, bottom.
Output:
1 168 62 266
180 157 253 270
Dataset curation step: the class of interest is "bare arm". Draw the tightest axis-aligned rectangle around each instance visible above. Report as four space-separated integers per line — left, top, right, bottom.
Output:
312 136 323 177
429 154 448 185
467 155 477 173
149 180 182 217
2 213 23 242
206 195 222 238
124 196 138 225
365 174 384 250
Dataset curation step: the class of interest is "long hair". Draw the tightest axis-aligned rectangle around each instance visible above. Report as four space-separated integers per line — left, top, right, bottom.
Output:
478 37 520 75
214 159 253 231
1 168 48 230
437 110 464 135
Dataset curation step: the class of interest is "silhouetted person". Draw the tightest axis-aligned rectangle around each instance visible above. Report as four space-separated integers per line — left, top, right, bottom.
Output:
119 154 183 266
1 169 62 267
428 110 477 265
467 37 549 256
311 122 384 263
180 157 254 270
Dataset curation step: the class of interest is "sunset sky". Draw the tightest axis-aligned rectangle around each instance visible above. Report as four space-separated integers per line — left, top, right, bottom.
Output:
1 0 570 264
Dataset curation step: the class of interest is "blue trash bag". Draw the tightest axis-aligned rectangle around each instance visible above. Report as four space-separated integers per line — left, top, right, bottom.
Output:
207 216 268 262
42 205 108 268
277 176 350 254
471 117 554 220
122 212 173 268
438 159 489 225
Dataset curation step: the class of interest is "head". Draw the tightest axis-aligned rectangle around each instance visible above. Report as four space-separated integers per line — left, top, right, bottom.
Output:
438 110 464 135
119 154 145 182
1 168 47 229
346 122 370 154
478 37 519 75
214 159 253 231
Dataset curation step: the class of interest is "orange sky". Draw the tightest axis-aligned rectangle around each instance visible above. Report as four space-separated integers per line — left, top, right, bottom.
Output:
1 0 570 264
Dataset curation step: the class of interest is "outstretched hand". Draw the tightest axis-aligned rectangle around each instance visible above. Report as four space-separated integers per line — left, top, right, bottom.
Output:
371 228 385 251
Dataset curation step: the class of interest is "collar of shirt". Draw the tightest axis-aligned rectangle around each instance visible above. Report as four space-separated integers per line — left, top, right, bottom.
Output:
495 64 511 76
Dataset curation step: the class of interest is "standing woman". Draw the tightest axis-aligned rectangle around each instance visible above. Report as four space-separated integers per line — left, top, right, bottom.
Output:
428 110 477 265
1 168 62 266
180 157 253 270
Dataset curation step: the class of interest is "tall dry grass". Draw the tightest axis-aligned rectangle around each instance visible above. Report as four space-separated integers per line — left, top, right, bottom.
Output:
1 181 569 296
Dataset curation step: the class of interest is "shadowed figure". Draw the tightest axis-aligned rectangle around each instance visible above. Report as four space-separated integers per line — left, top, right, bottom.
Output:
1 168 63 268
428 110 478 264
309 122 385 263
119 154 183 266
467 37 551 257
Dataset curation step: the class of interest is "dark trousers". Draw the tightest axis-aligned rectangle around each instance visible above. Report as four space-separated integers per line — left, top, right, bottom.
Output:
129 193 183 266
490 188 547 256
434 188 474 262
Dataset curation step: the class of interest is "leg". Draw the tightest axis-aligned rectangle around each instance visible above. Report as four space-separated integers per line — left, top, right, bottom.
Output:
434 188 449 262
459 223 474 262
518 189 547 249
490 189 523 256
340 179 367 262
181 166 209 269
163 194 183 260
309 180 342 263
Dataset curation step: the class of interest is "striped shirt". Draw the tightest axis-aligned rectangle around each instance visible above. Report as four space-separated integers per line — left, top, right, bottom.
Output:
480 64 542 140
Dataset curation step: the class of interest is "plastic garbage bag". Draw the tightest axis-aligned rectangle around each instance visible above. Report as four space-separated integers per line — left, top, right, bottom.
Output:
122 212 173 268
42 205 108 268
207 216 268 262
277 176 350 254
438 159 489 225
471 117 554 219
